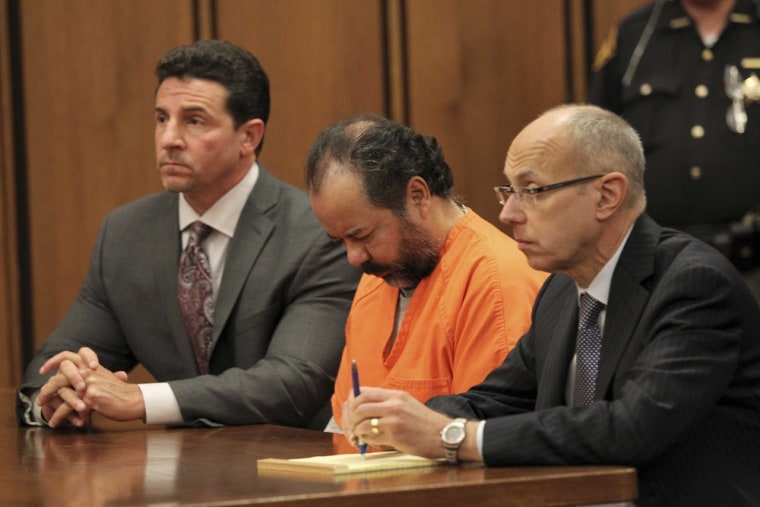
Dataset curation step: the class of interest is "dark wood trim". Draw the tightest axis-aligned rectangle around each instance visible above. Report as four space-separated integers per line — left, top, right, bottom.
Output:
1 0 30 384
384 0 408 124
194 0 216 40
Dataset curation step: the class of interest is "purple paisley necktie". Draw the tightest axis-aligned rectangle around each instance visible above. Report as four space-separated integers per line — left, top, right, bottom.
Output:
177 221 214 374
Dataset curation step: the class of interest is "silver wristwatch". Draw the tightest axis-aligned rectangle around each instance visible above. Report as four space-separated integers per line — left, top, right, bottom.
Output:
440 418 467 464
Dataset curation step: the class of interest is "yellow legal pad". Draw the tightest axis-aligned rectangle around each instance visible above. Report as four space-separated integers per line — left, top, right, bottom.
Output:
257 450 444 476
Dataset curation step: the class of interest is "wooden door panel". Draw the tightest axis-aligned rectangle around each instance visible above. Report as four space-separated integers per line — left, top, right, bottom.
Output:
20 0 195 348
406 0 567 227
217 0 386 188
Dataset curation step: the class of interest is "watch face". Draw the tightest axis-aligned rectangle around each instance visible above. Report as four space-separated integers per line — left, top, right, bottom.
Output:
443 424 465 443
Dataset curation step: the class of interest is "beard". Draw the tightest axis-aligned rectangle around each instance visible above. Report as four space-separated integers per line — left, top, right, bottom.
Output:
361 217 440 290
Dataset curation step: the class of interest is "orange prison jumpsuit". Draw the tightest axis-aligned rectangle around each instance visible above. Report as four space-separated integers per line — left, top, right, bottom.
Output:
332 210 547 425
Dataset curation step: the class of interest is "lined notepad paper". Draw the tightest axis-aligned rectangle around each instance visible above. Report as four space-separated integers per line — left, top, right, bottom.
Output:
257 451 444 476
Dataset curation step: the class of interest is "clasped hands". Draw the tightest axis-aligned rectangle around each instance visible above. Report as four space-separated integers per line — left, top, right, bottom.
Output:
341 386 455 459
36 347 145 428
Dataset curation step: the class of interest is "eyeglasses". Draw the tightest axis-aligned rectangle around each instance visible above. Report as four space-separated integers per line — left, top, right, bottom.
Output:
493 174 604 207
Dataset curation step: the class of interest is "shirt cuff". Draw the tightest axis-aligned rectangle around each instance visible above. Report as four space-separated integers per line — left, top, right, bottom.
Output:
138 383 183 425
19 390 46 426
476 420 486 460
323 416 342 433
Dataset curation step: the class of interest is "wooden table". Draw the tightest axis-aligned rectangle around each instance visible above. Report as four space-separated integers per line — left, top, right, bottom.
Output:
1 388 637 506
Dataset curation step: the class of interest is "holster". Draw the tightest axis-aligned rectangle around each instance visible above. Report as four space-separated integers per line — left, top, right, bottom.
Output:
685 210 760 271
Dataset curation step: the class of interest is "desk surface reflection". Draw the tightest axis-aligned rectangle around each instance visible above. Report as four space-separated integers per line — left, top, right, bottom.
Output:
1 388 637 506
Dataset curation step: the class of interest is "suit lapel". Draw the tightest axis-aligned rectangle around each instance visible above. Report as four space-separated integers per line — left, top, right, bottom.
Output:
595 215 659 398
211 167 278 343
536 277 579 408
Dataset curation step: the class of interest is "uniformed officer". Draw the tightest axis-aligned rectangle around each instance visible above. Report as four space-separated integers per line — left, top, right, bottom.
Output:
588 0 760 299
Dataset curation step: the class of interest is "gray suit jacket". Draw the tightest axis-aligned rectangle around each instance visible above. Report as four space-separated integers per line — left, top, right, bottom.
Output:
428 214 760 506
18 166 360 428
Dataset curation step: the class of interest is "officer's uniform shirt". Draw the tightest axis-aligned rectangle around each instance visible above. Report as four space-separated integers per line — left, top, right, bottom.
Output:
588 0 760 229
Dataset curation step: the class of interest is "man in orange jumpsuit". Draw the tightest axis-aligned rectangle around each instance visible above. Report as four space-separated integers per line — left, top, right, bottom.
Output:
306 114 547 431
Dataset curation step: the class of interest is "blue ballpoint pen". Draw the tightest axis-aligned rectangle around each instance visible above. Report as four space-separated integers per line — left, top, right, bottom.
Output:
351 359 368 456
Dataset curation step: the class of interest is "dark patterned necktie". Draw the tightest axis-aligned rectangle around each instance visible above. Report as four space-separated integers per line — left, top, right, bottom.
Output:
177 221 215 374
573 293 604 407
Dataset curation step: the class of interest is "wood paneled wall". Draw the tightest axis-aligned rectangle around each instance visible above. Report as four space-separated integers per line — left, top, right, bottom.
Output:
19 1 193 360
215 0 387 188
0 0 648 386
406 0 568 225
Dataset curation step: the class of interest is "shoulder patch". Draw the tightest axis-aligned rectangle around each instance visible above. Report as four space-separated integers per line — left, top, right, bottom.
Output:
669 17 691 29
592 26 618 72
729 13 752 24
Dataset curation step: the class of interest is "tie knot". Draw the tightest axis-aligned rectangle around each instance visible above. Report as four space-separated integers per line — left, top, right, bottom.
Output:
187 221 213 243
579 293 604 327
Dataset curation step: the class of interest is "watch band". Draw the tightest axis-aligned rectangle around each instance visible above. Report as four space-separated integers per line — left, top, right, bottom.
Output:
443 443 459 464
441 418 467 464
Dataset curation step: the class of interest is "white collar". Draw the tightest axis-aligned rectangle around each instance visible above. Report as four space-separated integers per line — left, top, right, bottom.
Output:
178 162 259 238
577 225 634 306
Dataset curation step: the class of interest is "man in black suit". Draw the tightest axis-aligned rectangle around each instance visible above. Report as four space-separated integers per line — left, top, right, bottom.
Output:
344 104 760 506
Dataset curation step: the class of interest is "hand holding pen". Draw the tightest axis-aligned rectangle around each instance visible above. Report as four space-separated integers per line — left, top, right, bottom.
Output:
351 359 368 456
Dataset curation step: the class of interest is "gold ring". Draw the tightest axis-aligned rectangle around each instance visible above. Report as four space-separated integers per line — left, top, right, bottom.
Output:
370 417 380 435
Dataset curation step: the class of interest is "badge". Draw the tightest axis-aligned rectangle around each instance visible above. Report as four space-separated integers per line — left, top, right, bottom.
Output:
723 65 759 134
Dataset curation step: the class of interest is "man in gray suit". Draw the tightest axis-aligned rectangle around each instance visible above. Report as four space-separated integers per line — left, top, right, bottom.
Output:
343 105 760 506
16 40 359 429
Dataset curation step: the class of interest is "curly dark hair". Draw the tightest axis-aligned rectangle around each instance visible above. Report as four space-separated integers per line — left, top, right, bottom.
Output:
306 114 457 214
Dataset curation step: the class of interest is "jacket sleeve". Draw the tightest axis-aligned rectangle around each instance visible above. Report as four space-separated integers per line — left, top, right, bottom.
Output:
169 230 359 428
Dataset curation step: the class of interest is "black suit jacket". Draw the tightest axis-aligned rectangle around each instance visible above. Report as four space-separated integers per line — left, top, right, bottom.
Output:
18 166 360 428
428 214 760 506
